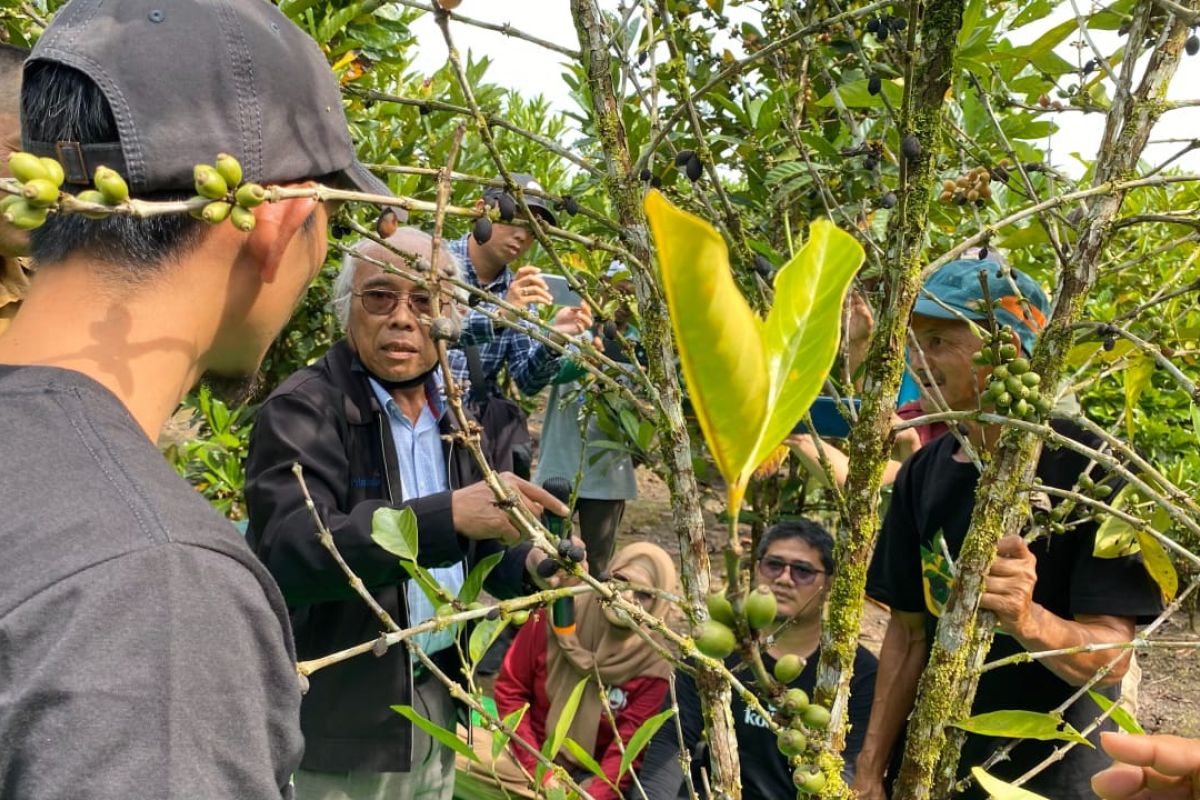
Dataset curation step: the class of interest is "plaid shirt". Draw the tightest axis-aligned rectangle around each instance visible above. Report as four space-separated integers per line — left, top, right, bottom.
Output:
446 233 561 397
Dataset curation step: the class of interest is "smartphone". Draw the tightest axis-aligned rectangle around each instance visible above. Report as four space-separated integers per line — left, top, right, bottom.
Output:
792 396 861 439
540 274 584 307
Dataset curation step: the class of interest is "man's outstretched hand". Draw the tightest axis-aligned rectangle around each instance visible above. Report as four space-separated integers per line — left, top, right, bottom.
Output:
451 472 569 544
1092 731 1200 799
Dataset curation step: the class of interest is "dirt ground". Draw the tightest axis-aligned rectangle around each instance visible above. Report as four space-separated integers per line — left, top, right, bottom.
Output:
615 466 1199 738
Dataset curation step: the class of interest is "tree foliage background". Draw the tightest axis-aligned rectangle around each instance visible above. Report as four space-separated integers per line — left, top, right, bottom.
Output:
6 0 1200 798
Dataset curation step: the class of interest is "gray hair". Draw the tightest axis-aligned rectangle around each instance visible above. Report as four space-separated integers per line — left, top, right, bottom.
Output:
331 227 466 330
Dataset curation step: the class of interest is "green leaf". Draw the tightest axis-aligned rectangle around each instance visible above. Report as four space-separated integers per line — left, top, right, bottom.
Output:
542 678 589 764
618 708 675 779
1136 520 1178 602
952 710 1093 747
372 506 418 560
644 191 864 510
458 551 505 605
468 617 508 664
1124 354 1155 442
1094 484 1142 558
491 704 529 760
562 737 611 784
814 77 904 109
1087 690 1144 735
392 704 478 762
1066 339 1135 367
971 767 1052 799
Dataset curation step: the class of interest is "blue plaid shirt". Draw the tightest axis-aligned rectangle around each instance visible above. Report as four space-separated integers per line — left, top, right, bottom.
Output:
446 233 561 397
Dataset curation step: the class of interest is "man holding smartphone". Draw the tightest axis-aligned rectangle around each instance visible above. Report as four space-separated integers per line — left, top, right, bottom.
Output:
446 173 592 477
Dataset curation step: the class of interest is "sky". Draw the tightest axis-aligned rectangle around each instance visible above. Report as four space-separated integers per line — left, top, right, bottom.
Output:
408 3 1200 177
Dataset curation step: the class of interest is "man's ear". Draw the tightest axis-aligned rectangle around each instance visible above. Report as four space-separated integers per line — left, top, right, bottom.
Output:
473 198 485 213
244 187 321 283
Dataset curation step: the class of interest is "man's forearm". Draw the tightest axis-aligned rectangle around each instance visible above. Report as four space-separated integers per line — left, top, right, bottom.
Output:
1011 607 1135 687
857 613 927 778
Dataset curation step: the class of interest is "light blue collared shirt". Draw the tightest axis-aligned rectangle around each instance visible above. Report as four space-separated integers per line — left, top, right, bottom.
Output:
368 377 464 658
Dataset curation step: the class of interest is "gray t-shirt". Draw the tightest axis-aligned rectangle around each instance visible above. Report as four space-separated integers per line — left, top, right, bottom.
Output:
534 378 637 501
0 366 303 799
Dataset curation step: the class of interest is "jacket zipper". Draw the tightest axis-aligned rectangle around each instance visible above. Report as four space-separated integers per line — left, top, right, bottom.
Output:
377 409 417 766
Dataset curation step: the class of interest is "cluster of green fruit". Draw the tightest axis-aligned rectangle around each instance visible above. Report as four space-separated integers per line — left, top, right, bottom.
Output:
190 154 265 232
1035 471 1114 535
2 153 68 230
776 685 831 795
973 329 1051 420
694 584 776 659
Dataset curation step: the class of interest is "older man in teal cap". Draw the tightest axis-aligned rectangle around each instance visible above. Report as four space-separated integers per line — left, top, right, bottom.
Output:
853 255 1163 800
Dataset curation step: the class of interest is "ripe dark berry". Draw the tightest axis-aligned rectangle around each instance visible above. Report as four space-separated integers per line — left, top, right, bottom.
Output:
1188 35 1200 56
866 16 880 33
876 24 889 41
650 175 663 188
867 74 882 96
900 134 922 162
563 196 580 216
486 607 501 621
685 153 703 182
890 16 907 31
979 246 989 260
864 155 878 171
496 193 516 222
639 168 652 182
1082 58 1096 76
473 215 493 244
675 149 695 167
536 557 561 580
331 222 350 240
753 254 773 276
638 50 648 65
1103 335 1116 352
418 102 431 116
880 191 897 209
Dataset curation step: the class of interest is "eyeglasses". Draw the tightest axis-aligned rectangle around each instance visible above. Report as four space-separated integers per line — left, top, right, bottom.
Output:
758 557 825 585
354 288 434 317
612 573 656 608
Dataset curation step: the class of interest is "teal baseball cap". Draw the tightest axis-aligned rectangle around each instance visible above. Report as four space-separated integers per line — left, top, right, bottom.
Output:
914 256 1050 355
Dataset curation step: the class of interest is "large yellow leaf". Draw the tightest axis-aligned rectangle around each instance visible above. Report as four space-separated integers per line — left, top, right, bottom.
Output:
971 767 1050 799
644 191 864 509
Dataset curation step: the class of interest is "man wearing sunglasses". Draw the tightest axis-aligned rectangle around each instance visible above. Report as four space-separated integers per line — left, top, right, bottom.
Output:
638 520 879 799
244 229 570 800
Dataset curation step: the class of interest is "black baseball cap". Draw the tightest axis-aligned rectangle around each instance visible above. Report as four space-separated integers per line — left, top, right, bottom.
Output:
483 173 557 227
22 0 392 199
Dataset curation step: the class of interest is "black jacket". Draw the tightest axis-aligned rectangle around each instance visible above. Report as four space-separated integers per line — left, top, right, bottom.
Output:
245 340 532 773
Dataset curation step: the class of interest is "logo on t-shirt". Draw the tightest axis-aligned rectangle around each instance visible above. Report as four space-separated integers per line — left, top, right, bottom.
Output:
743 702 778 728
607 686 628 711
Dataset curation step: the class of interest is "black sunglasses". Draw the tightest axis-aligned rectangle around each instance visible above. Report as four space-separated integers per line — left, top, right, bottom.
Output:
758 556 825 585
354 288 434 317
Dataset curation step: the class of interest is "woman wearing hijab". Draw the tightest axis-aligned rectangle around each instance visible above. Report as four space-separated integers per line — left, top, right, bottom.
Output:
482 542 677 799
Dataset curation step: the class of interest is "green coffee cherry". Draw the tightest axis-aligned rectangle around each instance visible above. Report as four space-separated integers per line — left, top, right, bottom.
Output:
694 620 736 659
510 609 530 625
21 178 60 208
999 343 1018 360
1013 399 1030 417
992 365 1010 381
1021 372 1041 387
94 166 130 204
971 350 989 367
75 189 112 219
776 729 807 756
1008 357 1030 375
744 585 777 630
194 164 229 200
995 391 1013 408
793 766 826 795
781 687 810 715
801 703 831 730
202 201 232 224
230 204 256 232
4 199 49 230
8 152 49 183
38 157 65 188
235 182 266 208
214 153 243 188
706 592 737 627
773 653 805 684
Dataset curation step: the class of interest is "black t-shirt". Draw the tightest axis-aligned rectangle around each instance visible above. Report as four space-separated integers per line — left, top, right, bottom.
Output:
867 420 1163 799
0 366 303 799
637 646 878 800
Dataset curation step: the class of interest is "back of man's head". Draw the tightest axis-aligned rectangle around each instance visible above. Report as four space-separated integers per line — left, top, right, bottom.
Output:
20 0 392 278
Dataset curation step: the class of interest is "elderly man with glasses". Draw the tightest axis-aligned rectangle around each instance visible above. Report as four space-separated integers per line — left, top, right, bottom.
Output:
244 228 574 800
637 520 879 799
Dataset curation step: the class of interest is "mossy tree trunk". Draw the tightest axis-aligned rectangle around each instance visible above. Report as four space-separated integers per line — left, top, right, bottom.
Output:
813 0 966 792
893 4 1193 797
569 2 743 797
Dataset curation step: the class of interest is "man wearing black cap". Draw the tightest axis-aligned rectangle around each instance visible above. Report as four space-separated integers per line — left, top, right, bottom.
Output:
0 2 397 797
446 174 592 476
